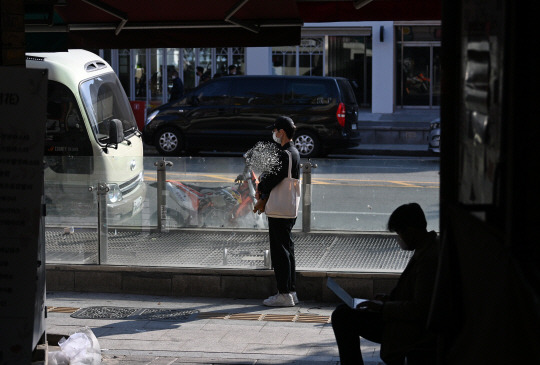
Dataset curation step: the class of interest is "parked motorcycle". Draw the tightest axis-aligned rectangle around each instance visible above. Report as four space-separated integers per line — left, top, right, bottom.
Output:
406 72 430 94
165 168 266 229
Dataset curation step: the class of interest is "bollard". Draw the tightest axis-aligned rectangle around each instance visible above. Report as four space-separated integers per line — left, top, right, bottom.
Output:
264 249 272 269
301 159 317 233
223 248 228 266
155 158 173 232
89 182 109 264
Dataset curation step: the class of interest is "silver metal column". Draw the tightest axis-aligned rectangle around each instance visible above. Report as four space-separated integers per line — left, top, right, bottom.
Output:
155 158 173 232
91 182 109 264
264 249 271 269
301 159 317 233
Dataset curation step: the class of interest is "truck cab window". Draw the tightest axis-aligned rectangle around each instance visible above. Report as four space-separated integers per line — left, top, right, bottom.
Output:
45 81 93 174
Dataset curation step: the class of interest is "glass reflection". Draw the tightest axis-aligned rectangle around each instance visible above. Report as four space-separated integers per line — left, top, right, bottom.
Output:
134 49 147 100
44 156 439 268
183 48 196 91
149 48 164 108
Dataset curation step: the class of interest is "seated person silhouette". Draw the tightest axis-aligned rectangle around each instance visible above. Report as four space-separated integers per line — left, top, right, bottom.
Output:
331 203 439 365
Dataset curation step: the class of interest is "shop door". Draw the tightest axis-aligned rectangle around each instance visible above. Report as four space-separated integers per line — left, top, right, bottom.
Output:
398 45 440 108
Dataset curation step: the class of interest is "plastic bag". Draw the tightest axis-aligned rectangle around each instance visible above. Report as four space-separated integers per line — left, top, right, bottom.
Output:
48 350 70 365
48 327 101 365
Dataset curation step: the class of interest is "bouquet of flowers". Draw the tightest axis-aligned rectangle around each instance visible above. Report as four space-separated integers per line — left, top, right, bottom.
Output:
244 141 282 176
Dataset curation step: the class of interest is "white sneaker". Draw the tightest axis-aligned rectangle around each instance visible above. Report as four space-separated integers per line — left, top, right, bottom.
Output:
291 292 299 304
263 293 295 307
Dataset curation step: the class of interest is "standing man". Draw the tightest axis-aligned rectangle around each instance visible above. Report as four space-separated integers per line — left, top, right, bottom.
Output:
169 70 184 102
196 66 210 83
254 116 300 307
331 203 439 364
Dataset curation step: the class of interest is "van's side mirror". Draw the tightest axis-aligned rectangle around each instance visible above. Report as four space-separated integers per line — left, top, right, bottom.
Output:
109 118 124 144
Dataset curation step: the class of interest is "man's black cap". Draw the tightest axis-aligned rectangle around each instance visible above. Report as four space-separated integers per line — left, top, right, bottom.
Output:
270 116 295 131
269 116 296 138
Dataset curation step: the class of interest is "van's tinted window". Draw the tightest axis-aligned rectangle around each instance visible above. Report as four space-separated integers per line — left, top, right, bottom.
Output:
231 78 283 105
337 79 357 105
194 79 231 106
285 79 335 105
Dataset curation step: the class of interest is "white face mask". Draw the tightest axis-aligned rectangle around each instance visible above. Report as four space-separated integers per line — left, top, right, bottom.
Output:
272 131 282 144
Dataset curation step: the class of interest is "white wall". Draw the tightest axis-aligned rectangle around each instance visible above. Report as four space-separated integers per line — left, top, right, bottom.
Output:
370 21 394 113
245 47 272 75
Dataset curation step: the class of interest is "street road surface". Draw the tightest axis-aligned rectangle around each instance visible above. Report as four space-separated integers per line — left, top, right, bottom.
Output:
142 155 440 232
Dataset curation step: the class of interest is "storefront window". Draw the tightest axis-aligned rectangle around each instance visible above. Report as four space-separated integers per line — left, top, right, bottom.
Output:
183 48 196 91
272 35 371 107
149 49 164 108
396 26 442 42
216 48 229 77
399 46 431 106
166 48 182 102
395 25 441 108
327 36 372 107
101 49 112 65
134 49 147 100
272 45 297 75
104 47 243 103
299 37 323 76
198 48 212 84
231 47 245 75
118 49 130 97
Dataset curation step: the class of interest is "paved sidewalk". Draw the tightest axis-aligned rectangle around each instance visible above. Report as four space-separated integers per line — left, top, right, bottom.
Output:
46 291 383 365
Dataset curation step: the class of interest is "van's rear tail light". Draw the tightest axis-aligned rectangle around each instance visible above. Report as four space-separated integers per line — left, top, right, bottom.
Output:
337 102 346 127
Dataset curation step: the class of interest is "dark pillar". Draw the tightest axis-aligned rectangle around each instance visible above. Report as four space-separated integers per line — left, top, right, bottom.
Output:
0 0 25 66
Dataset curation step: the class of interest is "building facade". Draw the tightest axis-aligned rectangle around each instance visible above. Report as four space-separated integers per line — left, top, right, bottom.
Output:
96 21 440 114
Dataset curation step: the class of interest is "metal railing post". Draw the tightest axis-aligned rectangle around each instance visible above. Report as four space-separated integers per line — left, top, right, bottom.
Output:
155 158 173 232
301 159 317 233
264 249 271 269
89 182 109 264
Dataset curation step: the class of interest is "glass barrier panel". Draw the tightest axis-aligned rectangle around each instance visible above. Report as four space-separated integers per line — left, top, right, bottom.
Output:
44 155 440 270
309 157 440 232
139 156 267 231
103 156 268 266
44 156 99 264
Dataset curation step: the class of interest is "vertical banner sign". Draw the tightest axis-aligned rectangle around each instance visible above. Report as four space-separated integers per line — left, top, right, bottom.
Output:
0 68 47 364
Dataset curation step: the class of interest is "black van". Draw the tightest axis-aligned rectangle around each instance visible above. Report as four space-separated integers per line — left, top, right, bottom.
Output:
143 75 360 157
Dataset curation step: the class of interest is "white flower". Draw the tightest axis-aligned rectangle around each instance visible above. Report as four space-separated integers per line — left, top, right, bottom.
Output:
244 141 282 174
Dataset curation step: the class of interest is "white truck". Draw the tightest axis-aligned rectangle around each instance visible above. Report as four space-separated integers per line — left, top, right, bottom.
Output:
26 50 146 222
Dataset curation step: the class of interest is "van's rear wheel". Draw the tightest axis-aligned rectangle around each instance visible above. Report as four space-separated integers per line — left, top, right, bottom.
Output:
294 130 321 158
156 127 183 156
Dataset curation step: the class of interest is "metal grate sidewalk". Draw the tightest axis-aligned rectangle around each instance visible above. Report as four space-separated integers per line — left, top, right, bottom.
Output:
45 228 411 272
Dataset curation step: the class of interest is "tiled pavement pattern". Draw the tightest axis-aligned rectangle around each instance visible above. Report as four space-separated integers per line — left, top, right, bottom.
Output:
46 291 383 365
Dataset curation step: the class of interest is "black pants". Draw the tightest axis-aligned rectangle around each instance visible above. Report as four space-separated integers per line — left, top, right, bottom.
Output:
331 303 386 365
268 217 296 293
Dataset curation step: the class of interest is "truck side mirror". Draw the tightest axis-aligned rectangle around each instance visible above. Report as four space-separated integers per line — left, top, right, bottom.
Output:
109 118 124 144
